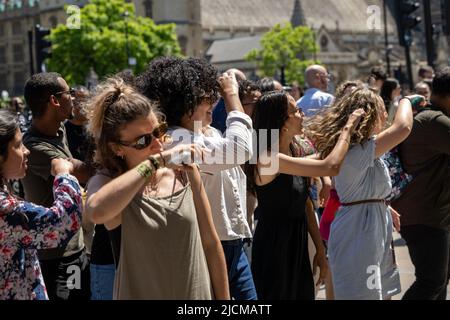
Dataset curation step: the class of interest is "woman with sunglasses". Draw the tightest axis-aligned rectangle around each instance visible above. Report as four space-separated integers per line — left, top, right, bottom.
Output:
84 78 229 300
0 109 83 300
245 91 364 300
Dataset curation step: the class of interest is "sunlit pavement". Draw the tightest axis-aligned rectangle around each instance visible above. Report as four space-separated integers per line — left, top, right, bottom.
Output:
316 231 450 300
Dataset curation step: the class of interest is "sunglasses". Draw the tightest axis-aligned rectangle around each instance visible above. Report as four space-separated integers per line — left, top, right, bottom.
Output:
54 88 76 97
118 122 169 150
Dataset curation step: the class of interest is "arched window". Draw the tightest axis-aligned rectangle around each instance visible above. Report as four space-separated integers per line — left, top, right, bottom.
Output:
320 35 329 52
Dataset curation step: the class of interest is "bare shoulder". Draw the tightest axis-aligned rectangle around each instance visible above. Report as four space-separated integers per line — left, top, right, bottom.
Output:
255 150 279 186
86 172 113 195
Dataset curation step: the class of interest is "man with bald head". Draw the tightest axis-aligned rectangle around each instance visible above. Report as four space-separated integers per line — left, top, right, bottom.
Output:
297 64 334 116
227 68 246 82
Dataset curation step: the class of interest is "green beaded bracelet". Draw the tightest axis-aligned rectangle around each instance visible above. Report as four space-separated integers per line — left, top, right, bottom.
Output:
136 162 154 179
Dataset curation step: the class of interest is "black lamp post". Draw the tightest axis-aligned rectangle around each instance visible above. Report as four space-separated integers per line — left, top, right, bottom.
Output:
123 10 130 67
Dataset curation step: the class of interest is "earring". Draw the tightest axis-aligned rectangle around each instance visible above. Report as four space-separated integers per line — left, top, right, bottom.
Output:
117 154 124 159
282 128 289 133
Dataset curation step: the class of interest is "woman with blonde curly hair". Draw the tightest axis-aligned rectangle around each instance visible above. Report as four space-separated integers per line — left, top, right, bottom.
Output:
307 87 419 300
84 78 229 300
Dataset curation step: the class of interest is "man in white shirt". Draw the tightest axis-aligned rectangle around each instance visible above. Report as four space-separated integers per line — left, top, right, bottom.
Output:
136 57 257 300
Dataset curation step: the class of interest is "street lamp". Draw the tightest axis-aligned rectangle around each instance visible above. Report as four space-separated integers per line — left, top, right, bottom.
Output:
383 0 391 75
122 10 131 68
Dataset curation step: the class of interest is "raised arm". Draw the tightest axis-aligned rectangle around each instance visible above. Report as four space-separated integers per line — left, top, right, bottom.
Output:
218 71 245 114
187 165 230 300
374 97 416 158
85 145 204 227
196 71 253 172
274 109 366 177
200 112 253 172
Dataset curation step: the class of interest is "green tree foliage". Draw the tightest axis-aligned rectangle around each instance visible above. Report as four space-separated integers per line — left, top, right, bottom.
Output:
246 23 319 85
47 0 181 84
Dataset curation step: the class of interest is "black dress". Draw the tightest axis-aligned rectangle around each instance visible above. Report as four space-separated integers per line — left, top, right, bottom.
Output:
252 174 315 300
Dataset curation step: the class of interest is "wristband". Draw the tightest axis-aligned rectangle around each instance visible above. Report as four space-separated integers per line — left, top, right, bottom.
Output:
403 96 423 109
148 156 161 170
136 162 154 180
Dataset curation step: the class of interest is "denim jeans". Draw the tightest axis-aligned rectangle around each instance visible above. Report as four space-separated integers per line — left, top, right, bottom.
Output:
401 224 450 300
221 239 258 300
90 264 116 300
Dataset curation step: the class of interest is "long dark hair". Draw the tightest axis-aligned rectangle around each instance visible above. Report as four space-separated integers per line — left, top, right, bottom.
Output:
0 109 20 181
257 77 279 94
380 78 400 108
245 91 297 194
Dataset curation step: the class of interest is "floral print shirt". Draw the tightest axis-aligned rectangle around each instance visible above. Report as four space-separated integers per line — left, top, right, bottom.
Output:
0 174 82 300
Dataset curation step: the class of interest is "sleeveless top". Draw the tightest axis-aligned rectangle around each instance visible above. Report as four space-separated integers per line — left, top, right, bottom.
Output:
113 184 212 300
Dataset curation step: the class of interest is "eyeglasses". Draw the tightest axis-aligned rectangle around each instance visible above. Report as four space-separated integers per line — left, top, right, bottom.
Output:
54 88 76 97
118 122 169 150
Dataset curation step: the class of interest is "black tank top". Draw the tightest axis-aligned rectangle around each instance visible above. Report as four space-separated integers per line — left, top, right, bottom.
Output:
108 225 122 268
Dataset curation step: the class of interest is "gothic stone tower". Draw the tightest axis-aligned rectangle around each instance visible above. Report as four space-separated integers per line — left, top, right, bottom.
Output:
134 0 203 57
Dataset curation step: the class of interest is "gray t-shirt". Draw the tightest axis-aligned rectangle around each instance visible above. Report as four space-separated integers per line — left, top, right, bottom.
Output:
22 124 84 260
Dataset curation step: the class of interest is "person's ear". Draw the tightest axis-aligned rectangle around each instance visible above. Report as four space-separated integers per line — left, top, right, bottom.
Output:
49 95 60 108
109 142 124 157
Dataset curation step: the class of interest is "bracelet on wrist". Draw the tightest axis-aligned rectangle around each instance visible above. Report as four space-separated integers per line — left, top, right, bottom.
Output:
148 156 161 171
403 96 422 106
136 162 154 180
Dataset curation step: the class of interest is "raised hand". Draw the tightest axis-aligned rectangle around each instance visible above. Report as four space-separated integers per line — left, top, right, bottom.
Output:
160 144 209 170
346 108 366 132
218 71 239 97
403 95 427 111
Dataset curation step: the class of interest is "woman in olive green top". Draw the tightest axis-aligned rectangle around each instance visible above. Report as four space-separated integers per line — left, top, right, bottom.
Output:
84 78 229 300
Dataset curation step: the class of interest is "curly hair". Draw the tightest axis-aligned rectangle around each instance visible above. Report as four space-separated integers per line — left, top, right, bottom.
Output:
334 80 364 102
238 79 259 101
135 56 220 126
305 88 382 159
85 77 162 176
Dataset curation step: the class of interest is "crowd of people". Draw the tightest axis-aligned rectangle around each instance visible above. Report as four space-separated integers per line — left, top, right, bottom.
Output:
0 57 448 301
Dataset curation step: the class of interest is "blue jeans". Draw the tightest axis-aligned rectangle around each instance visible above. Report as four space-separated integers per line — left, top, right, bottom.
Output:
221 239 258 300
90 264 115 300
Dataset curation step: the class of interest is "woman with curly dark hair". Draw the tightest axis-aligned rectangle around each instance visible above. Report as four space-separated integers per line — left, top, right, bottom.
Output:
136 57 257 300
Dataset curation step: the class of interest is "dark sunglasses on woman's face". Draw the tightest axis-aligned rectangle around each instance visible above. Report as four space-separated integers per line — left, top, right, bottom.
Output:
118 122 169 150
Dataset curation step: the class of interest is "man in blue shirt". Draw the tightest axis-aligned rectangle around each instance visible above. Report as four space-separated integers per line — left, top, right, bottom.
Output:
297 65 334 116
